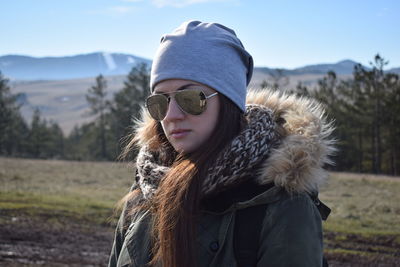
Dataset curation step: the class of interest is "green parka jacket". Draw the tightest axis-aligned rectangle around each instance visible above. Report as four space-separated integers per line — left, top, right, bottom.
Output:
109 90 335 267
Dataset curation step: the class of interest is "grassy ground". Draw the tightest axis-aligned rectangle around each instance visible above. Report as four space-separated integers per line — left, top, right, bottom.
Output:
320 172 400 265
1 157 399 266
0 157 133 266
321 172 400 235
0 157 133 225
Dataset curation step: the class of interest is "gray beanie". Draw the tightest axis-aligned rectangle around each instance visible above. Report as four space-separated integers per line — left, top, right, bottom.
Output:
150 20 253 112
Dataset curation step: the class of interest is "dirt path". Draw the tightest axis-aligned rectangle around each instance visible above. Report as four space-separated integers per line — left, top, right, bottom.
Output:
0 219 114 267
324 231 400 267
1 217 399 266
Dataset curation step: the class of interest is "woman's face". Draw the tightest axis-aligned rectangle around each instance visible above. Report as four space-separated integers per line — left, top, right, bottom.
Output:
154 79 220 154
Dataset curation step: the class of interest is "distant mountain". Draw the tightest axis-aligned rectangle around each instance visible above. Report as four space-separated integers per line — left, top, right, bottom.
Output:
284 60 400 75
289 60 361 75
0 52 151 80
388 67 400 74
1 52 399 81
257 60 364 76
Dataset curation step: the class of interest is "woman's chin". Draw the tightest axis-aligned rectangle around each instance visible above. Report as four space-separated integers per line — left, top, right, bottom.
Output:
171 142 197 154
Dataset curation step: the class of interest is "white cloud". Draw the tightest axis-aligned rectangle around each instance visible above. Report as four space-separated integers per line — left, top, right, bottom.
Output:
151 0 234 8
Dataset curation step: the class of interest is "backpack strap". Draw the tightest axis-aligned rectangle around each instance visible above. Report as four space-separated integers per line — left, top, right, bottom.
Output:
234 204 267 267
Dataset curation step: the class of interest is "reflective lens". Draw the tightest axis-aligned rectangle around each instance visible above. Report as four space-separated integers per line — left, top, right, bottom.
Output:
175 90 206 116
146 94 169 121
145 89 213 121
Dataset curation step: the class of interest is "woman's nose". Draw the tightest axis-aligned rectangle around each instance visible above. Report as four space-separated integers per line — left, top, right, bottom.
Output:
163 97 185 121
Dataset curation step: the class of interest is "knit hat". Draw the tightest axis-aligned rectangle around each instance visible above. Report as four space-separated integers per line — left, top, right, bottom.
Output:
150 20 253 112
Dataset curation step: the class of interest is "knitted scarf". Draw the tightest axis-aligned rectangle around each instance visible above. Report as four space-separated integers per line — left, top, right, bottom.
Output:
135 104 280 200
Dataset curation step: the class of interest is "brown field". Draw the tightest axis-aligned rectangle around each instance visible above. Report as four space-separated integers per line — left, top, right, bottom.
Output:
0 157 399 266
11 75 127 134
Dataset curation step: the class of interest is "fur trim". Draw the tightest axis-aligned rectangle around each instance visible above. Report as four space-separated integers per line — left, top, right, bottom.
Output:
247 89 336 194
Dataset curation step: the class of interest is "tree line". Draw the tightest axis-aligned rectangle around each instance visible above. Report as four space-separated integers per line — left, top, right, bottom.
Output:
0 63 149 161
287 55 400 175
1 56 399 175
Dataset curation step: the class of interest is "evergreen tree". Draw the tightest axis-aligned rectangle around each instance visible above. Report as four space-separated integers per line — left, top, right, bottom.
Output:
290 81 310 97
352 55 387 173
110 63 150 158
382 72 400 175
261 68 289 90
65 122 99 161
65 125 83 160
309 55 400 175
312 71 359 171
27 109 50 158
0 71 28 156
86 74 109 160
47 121 65 158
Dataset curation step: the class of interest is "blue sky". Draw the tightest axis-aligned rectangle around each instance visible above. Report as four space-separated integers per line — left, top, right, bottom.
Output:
1 0 399 69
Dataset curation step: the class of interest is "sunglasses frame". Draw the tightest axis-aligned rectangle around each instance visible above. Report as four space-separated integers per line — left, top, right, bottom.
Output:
145 88 218 121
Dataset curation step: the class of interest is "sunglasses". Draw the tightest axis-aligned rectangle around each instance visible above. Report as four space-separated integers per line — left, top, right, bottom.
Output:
146 88 218 121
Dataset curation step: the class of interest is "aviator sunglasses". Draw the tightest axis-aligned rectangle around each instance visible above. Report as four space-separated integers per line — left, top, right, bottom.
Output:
146 88 218 121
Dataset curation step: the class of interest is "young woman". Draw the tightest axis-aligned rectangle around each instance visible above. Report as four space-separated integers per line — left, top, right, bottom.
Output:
109 20 335 267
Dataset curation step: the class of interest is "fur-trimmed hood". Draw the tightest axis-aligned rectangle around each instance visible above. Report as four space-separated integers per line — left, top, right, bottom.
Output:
247 90 335 194
134 90 335 196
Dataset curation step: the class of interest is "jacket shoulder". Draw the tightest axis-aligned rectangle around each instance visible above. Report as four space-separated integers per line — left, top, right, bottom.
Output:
257 192 324 267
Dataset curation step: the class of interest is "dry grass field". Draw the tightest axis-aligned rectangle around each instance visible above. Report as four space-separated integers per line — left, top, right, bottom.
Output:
12 75 128 134
1 157 399 266
319 172 400 266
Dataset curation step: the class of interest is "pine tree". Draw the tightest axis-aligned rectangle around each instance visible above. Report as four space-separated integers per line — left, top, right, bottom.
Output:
27 109 49 158
260 68 289 90
311 55 400 175
352 55 388 174
47 121 65 158
86 74 109 160
0 71 28 156
382 72 400 175
110 63 150 158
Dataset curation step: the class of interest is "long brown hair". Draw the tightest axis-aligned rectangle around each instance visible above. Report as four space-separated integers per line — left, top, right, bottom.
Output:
122 94 245 267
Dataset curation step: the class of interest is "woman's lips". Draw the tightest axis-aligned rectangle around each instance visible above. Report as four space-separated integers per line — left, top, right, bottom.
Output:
170 129 191 139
